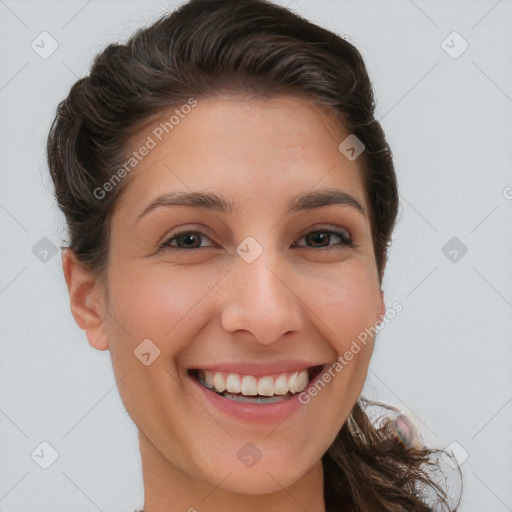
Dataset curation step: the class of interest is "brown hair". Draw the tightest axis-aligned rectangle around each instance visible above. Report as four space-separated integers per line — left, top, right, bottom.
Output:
47 0 462 510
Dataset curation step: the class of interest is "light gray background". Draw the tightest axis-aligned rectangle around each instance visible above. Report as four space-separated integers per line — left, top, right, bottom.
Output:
1 0 511 511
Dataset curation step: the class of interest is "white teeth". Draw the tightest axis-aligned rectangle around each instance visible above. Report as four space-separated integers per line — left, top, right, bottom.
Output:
199 369 310 397
212 372 226 393
205 371 214 388
241 375 257 396
288 371 298 393
295 370 309 392
257 376 274 396
274 373 288 395
226 374 241 393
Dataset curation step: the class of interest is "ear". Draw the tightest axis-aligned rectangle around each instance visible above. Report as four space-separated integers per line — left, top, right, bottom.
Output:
61 248 110 351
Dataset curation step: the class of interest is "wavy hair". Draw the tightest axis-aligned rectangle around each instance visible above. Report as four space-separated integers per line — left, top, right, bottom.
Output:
47 0 462 510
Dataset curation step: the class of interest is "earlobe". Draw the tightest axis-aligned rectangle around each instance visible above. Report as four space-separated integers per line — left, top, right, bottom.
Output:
61 249 110 351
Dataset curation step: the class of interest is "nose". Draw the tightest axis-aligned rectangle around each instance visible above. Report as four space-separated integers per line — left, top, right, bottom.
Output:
220 247 304 345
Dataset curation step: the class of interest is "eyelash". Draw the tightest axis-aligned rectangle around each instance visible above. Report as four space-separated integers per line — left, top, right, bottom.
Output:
158 227 356 251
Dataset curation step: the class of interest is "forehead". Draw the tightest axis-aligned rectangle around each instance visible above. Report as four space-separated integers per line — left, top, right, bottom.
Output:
113 95 368 219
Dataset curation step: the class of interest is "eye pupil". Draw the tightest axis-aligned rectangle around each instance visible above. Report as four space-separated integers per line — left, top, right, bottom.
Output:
306 232 330 247
179 233 201 248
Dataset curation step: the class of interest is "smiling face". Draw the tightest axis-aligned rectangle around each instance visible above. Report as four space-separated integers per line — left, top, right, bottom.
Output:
65 94 386 505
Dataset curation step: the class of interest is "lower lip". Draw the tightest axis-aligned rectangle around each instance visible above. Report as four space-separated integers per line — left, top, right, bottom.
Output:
189 373 310 424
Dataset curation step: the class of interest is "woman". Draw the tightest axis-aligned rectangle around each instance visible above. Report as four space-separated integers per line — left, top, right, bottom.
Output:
46 0 462 510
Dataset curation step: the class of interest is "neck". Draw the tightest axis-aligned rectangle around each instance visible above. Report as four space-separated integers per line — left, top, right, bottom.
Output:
138 431 326 512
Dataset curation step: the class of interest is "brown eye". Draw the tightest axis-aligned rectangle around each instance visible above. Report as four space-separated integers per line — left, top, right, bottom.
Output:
158 227 355 252
159 231 214 250
294 228 355 249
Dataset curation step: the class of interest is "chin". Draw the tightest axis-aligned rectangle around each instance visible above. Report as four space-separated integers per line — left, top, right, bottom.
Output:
210 468 302 496
196 448 317 496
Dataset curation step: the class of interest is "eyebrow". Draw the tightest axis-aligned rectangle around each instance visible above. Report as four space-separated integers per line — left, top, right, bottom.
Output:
136 188 367 223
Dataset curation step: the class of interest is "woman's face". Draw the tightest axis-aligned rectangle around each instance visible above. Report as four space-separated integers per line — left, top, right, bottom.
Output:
82 95 385 496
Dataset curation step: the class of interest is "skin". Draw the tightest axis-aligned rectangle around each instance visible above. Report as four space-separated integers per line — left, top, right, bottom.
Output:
62 94 386 512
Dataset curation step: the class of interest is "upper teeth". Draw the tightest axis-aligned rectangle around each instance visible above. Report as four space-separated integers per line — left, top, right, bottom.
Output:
199 369 309 396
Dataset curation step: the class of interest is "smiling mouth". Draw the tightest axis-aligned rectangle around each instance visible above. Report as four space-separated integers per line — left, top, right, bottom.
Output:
188 365 325 404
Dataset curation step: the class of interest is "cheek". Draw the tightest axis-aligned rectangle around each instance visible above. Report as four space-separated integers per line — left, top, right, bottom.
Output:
107 263 223 346
305 264 381 350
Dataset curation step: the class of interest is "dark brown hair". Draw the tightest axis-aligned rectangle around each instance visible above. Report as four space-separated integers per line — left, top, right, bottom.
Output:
47 0 462 510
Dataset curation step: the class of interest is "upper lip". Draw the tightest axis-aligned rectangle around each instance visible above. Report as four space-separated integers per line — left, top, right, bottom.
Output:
189 360 327 377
